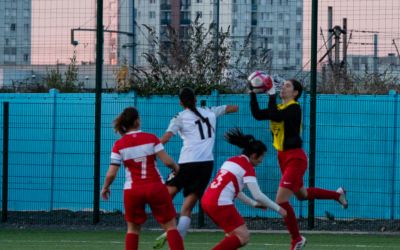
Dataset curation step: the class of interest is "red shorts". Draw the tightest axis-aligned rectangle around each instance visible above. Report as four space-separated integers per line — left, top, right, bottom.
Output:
278 148 308 193
201 200 244 233
124 182 176 225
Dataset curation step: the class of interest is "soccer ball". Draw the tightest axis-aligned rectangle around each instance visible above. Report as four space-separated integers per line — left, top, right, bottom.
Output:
247 71 273 93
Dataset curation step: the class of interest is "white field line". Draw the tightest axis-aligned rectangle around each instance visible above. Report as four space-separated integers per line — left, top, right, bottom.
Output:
0 239 398 248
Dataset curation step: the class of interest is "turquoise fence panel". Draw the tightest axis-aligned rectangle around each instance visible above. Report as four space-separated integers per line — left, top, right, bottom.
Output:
314 95 397 219
0 91 399 221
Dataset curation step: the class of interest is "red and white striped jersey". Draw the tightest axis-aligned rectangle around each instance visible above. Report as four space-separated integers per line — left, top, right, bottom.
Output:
202 155 257 206
110 130 164 189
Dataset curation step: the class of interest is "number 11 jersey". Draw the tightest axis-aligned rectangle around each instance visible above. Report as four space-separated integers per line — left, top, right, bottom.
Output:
167 105 227 164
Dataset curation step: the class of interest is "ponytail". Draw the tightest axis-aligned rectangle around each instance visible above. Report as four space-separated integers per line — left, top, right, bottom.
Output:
179 87 207 122
224 128 267 157
113 107 139 135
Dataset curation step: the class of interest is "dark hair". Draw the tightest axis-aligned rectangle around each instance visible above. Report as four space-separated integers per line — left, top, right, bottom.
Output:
288 79 303 100
179 87 207 122
113 107 139 135
224 128 267 158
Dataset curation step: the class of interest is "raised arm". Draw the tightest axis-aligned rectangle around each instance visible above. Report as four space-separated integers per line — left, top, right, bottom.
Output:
250 92 271 120
225 105 239 114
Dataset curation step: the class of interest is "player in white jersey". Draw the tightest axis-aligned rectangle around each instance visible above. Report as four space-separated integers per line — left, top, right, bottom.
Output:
153 87 238 249
201 128 287 249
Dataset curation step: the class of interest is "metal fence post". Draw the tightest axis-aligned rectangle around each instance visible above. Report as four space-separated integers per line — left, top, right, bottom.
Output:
93 0 104 224
390 91 398 220
49 89 58 211
2 102 9 222
308 0 319 230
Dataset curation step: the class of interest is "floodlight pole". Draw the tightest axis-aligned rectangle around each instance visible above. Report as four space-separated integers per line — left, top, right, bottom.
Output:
308 0 318 230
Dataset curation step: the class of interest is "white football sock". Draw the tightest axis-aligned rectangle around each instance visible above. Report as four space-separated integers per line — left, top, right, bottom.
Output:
177 216 191 238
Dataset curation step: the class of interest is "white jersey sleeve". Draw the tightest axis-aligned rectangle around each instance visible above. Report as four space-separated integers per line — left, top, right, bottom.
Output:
166 114 182 135
237 192 257 207
209 105 227 117
246 182 281 212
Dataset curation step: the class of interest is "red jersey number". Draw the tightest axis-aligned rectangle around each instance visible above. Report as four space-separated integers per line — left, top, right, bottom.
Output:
210 170 228 189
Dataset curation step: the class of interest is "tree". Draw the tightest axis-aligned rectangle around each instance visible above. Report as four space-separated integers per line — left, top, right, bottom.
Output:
44 49 83 92
127 19 272 96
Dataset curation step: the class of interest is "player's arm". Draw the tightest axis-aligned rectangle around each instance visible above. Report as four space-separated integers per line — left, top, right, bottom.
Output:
246 181 287 217
237 192 257 207
250 92 271 120
210 105 238 117
160 131 174 144
225 105 239 114
156 149 179 175
160 115 181 144
101 164 120 200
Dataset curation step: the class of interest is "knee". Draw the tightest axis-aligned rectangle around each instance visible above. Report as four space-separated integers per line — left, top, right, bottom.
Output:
235 231 250 246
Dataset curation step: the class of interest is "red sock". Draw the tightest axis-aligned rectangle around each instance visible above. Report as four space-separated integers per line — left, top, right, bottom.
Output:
279 202 301 242
212 235 242 250
307 187 340 200
167 229 184 250
125 233 138 250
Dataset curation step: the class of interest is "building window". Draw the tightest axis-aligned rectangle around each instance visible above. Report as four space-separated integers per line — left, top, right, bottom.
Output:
24 9 30 18
266 27 273 35
150 0 156 3
24 54 29 62
149 11 156 19
196 11 202 19
24 24 30 32
196 0 202 3
284 14 290 21
5 38 9 46
10 24 16 31
4 54 16 63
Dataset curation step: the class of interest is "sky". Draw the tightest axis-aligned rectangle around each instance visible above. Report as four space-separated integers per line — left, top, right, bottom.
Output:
31 0 400 65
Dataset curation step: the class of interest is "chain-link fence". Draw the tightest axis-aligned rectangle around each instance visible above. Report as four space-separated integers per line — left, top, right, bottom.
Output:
1 1 399 93
1 0 400 232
